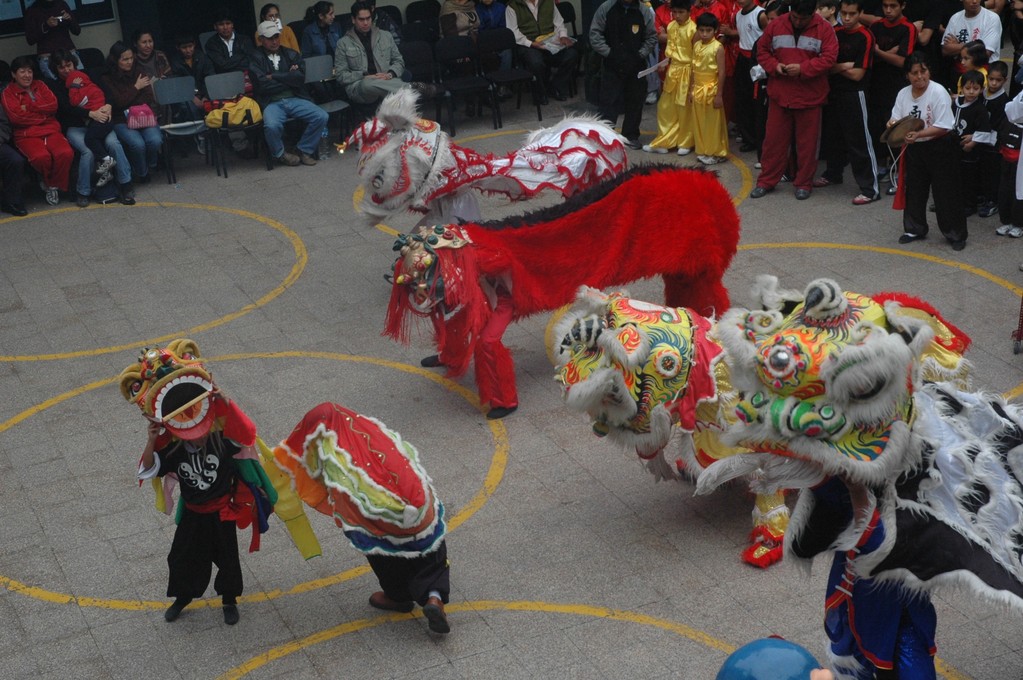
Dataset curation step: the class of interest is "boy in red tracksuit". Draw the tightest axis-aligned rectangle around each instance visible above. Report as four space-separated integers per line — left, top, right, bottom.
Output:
748 0 838 200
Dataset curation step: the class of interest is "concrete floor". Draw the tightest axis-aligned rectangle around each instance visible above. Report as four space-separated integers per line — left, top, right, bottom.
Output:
0 92 1021 680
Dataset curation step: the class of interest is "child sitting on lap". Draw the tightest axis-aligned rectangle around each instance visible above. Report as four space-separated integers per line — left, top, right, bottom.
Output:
65 68 116 186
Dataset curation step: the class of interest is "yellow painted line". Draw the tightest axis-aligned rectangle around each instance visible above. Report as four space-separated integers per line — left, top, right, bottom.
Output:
0 352 507 610
730 153 752 207
0 203 307 362
216 599 968 680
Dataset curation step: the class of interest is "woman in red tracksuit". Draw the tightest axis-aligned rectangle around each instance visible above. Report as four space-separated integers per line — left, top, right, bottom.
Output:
749 0 838 200
1 55 73 206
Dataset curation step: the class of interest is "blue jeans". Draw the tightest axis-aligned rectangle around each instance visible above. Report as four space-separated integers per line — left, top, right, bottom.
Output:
113 124 162 179
261 97 328 158
66 126 132 196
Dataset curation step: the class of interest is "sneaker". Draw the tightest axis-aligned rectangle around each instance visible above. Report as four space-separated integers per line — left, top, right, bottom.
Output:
951 240 967 251
95 156 115 176
623 138 642 150
754 161 761 169
642 144 669 154
696 155 710 164
299 152 317 166
223 604 239 625
195 136 206 155
276 151 301 166
75 193 90 208
779 173 793 183
996 224 1014 235
164 597 192 622
702 155 726 165
677 147 693 156
645 91 658 105
487 405 517 419
1009 226 1023 238
96 170 112 187
898 233 924 244
44 187 59 206
852 193 880 205
886 184 897 195
369 591 415 613
978 201 998 218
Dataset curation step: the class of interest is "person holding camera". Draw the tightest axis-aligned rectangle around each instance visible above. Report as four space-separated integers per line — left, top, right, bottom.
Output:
24 0 83 79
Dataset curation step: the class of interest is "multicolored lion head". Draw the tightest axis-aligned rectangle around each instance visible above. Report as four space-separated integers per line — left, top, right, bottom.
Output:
342 88 451 221
119 339 217 441
714 277 970 488
551 287 722 458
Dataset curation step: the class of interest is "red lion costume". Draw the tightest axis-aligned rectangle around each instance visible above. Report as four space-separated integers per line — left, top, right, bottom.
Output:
384 165 741 417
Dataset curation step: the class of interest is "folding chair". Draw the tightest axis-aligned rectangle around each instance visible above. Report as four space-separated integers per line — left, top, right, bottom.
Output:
399 41 446 123
378 5 403 27
405 0 441 25
77 47 105 71
204 71 270 177
434 35 499 135
304 54 352 141
401 21 439 44
152 75 210 184
477 28 542 126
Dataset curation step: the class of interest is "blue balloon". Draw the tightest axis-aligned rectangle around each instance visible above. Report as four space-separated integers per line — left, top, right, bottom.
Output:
716 638 822 680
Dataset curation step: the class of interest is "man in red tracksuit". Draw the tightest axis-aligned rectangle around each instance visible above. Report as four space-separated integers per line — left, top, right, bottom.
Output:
748 0 838 200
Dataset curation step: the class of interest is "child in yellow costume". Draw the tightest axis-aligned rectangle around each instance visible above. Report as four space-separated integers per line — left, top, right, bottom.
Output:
691 12 728 165
642 0 696 156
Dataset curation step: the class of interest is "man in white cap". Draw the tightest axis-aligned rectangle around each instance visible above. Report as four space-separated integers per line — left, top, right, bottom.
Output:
250 20 329 166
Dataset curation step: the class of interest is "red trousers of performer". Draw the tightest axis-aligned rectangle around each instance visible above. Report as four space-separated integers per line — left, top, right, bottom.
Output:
15 133 72 191
756 100 821 192
474 288 517 409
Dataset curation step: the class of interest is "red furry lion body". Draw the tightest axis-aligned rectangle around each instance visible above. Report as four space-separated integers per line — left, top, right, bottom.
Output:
384 166 740 408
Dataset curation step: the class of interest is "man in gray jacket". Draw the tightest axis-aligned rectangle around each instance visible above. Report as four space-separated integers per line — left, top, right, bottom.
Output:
335 1 411 105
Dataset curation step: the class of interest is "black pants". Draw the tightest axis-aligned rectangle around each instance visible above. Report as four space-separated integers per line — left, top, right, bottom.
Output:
366 540 450 606
734 53 758 149
979 147 1001 204
0 142 25 206
598 65 646 141
998 157 1023 226
868 82 901 165
515 45 579 100
821 90 879 197
167 509 242 600
902 135 967 243
961 157 981 210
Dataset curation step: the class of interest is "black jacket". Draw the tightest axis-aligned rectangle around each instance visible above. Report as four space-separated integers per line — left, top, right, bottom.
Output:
248 47 310 108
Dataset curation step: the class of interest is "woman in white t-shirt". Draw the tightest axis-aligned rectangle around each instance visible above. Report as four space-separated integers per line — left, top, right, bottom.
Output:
889 52 968 251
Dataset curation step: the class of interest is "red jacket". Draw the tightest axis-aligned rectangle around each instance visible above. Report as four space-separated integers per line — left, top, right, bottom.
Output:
1 81 62 140
757 11 838 109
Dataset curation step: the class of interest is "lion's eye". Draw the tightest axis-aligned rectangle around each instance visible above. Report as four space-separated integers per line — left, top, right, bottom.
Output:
129 380 143 397
371 174 383 189
828 357 891 404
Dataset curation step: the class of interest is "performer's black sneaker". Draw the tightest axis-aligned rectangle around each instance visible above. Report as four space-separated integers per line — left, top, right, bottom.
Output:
223 604 240 625
164 597 192 622
486 406 517 420
420 355 444 368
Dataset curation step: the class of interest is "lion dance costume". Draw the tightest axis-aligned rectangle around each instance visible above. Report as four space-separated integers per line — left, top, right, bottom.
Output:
691 277 1023 678
384 165 740 417
343 88 628 224
272 402 452 633
120 339 319 622
551 286 790 567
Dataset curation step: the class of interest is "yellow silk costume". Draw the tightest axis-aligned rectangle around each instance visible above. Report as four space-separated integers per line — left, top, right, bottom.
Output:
648 19 696 151
690 38 728 159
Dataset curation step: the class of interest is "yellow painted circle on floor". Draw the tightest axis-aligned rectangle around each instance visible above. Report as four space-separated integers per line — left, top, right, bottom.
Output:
0 203 307 362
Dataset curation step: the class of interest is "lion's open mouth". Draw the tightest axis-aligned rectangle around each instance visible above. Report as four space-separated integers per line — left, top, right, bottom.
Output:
154 375 214 435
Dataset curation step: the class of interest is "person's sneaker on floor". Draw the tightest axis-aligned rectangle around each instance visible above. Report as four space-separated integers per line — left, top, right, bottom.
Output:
195 135 207 155
642 144 668 154
996 223 1014 235
299 151 317 166
1009 226 1023 238
978 201 998 218
369 591 415 612
95 155 115 176
779 173 792 183
754 161 761 169
223 604 239 625
487 405 517 419
44 186 59 205
645 91 658 105
96 169 112 187
677 147 692 156
164 597 192 622
276 151 301 166
75 193 90 208
702 155 726 165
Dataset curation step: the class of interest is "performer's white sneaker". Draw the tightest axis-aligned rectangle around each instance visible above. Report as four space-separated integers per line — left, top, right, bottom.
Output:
641 144 668 154
677 147 693 156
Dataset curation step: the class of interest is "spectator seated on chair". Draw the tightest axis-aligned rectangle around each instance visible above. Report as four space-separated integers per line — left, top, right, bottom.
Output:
504 0 579 102
102 41 164 185
251 20 329 167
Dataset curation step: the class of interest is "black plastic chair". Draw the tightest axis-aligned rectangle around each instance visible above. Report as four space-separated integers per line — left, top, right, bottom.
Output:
77 47 105 71
433 35 499 135
401 20 438 44
0 59 10 84
379 5 403 26
399 40 446 123
152 75 211 184
335 13 353 35
288 19 308 40
204 71 270 177
304 54 352 140
198 31 217 54
477 28 541 126
555 3 580 96
405 0 441 25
